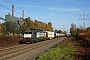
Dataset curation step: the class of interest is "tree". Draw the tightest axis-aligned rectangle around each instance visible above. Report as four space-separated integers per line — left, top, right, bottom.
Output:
57 30 62 33
33 20 38 29
70 23 77 37
22 17 54 31
3 22 18 33
71 23 76 30
22 17 36 30
47 22 53 31
0 24 6 34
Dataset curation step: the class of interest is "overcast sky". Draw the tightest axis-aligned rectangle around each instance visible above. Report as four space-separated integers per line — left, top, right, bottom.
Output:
0 0 90 32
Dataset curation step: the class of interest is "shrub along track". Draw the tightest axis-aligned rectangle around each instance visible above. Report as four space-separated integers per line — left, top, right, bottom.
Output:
0 37 65 60
73 39 90 60
61 37 90 60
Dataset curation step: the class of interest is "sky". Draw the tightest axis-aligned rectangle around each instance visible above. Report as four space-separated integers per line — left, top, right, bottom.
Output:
0 0 90 32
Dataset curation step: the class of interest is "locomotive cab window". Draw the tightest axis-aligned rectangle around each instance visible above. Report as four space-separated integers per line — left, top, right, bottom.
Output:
24 32 32 34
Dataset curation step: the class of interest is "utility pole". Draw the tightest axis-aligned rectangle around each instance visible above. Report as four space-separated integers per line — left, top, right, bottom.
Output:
79 11 89 29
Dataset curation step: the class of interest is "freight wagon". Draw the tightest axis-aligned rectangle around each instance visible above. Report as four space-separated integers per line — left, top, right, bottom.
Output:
45 31 55 40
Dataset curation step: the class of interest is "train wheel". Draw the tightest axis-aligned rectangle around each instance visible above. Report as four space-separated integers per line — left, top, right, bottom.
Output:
34 40 37 43
31 41 33 44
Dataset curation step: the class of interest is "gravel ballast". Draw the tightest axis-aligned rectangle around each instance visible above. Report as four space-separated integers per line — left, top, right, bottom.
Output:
6 37 65 60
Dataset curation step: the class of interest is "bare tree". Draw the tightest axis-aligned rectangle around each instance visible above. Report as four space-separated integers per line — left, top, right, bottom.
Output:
71 23 76 30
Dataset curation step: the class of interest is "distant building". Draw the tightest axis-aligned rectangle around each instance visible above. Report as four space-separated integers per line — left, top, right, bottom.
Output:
0 4 24 27
0 4 24 31
4 13 24 27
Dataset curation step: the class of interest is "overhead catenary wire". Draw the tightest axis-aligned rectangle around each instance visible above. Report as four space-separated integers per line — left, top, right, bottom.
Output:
0 0 50 21
3 0 37 20
0 4 28 18
30 0 50 21
0 4 11 10
3 0 28 17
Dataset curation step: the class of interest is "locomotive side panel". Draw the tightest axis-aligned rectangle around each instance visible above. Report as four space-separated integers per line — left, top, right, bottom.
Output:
36 32 46 41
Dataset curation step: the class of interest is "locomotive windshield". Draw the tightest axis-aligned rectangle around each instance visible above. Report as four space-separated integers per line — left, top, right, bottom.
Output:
24 31 32 34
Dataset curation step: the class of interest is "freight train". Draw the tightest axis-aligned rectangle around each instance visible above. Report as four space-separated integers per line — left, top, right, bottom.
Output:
19 30 65 44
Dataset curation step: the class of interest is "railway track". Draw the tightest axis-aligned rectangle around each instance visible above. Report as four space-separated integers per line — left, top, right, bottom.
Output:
0 37 65 60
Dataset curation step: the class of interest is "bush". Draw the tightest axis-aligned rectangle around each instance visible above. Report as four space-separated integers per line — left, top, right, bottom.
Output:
81 31 90 41
0 34 23 48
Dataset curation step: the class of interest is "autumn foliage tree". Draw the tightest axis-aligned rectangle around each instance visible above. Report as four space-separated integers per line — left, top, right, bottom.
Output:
22 17 36 30
22 17 53 31
0 24 6 35
80 27 90 41
47 22 53 31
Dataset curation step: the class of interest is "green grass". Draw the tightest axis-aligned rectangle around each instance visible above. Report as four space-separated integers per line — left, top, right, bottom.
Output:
37 42 77 60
